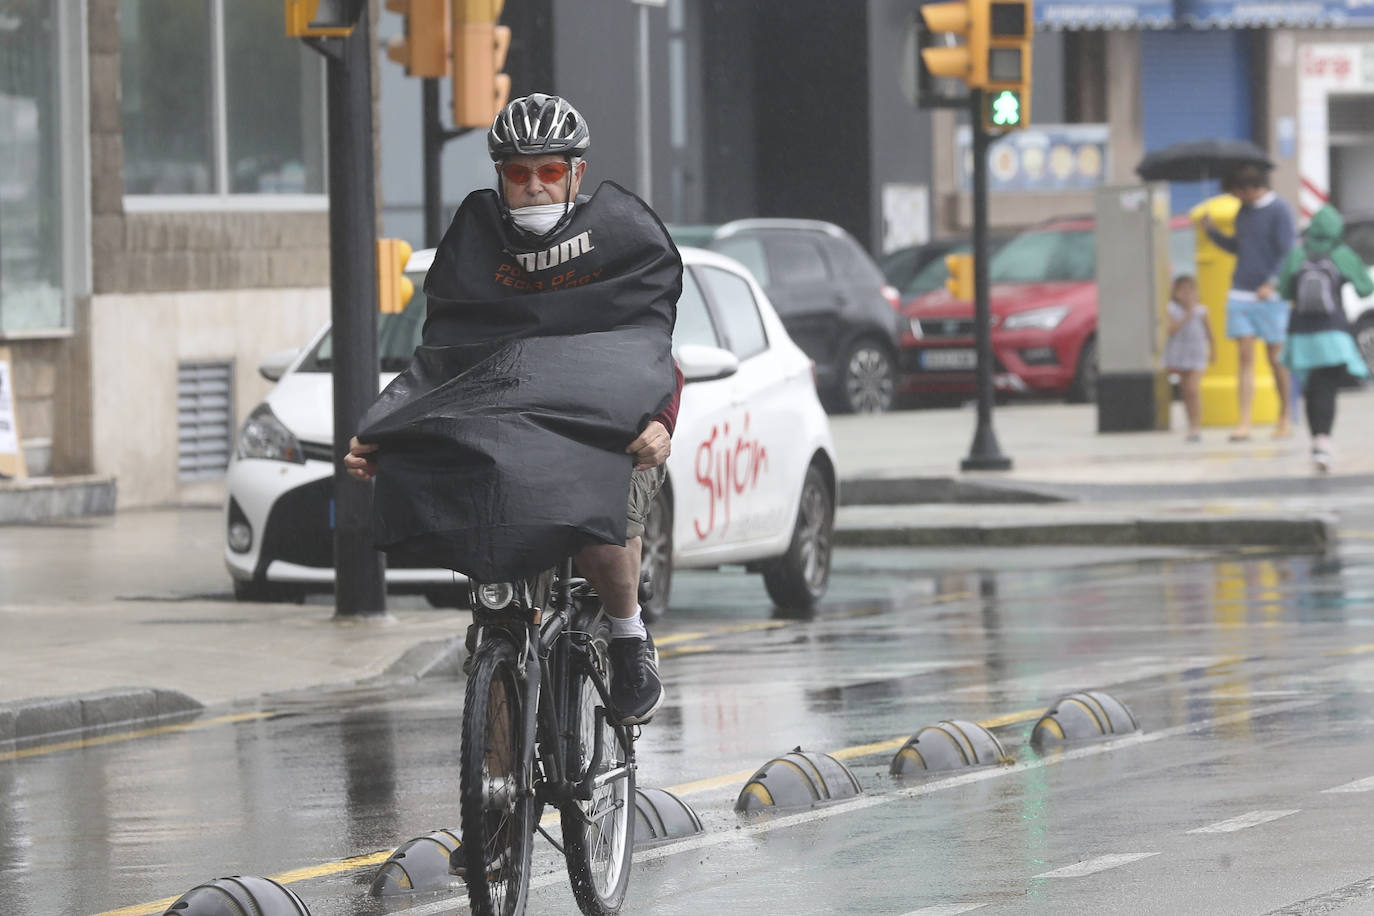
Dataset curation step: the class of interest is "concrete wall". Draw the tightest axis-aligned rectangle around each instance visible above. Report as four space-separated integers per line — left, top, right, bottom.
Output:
89 288 330 508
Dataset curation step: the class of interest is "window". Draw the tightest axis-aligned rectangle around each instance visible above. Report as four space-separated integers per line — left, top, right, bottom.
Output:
0 0 64 331
672 269 721 349
121 0 326 200
711 236 770 286
299 275 428 374
1169 226 1197 277
826 237 880 282
765 236 829 286
697 266 767 359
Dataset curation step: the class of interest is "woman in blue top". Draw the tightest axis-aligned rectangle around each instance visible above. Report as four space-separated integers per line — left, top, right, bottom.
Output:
1278 204 1374 472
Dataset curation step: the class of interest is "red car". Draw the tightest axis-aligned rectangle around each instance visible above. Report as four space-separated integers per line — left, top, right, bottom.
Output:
900 215 1195 403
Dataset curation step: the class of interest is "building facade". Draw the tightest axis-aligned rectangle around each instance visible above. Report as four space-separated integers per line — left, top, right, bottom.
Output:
3 0 1373 513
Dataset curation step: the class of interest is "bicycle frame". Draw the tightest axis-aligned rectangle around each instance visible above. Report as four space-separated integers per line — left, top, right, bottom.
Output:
470 558 636 824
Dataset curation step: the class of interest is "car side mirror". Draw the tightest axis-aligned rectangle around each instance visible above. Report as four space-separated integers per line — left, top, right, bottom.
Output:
257 348 300 382
677 344 740 383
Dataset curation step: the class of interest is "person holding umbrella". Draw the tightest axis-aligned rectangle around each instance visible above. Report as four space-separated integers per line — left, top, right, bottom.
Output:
1196 164 1297 441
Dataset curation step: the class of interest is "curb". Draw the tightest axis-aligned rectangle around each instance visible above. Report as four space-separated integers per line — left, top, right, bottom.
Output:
839 476 1066 506
835 514 1335 551
378 634 468 682
0 687 203 745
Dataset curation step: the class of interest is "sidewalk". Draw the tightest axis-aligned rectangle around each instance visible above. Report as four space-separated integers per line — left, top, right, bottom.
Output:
2 393 1368 741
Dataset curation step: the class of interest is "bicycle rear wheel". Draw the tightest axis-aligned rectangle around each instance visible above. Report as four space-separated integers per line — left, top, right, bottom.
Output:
561 612 636 914
460 638 535 916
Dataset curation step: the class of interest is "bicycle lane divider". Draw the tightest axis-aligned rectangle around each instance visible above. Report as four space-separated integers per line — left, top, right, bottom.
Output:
385 697 1327 916
3 711 272 764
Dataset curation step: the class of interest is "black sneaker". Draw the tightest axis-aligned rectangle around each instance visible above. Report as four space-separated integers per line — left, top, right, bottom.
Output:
609 632 664 725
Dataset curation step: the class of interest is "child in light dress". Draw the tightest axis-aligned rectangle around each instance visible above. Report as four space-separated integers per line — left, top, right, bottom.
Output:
1164 275 1214 441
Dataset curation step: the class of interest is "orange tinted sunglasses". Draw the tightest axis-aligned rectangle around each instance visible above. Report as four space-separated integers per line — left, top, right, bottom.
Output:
499 161 571 184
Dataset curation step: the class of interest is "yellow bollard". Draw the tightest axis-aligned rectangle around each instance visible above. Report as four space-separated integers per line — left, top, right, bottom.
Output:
1189 194 1280 428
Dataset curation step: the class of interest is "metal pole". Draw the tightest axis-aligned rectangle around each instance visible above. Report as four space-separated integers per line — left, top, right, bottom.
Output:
327 13 387 616
636 3 652 206
961 89 1012 472
422 77 444 249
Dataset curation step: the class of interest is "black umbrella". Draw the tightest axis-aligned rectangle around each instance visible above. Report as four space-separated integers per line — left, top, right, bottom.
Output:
1135 139 1274 183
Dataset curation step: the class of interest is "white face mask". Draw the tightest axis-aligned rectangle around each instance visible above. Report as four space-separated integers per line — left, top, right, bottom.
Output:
510 202 572 236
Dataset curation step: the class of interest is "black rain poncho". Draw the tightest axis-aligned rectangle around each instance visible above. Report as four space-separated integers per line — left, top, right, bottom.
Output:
357 182 680 581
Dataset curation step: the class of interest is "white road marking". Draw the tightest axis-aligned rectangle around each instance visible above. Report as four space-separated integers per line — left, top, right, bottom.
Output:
950 655 1224 699
378 698 1323 916
1033 853 1160 879
1186 810 1300 834
1322 775 1374 794
897 905 988 915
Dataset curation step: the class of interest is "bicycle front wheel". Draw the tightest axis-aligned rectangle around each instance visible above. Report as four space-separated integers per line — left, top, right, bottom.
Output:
561 613 636 915
460 637 536 916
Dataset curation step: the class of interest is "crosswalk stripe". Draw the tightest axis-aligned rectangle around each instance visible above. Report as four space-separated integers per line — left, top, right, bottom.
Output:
1034 853 1160 878
1322 776 1374 794
898 905 988 915
1186 810 1300 834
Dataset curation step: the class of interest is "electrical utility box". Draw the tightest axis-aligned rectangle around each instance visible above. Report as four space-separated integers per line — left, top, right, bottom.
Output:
1094 183 1173 433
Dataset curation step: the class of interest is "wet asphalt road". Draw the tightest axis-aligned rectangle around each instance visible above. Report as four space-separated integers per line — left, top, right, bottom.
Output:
10 532 1374 916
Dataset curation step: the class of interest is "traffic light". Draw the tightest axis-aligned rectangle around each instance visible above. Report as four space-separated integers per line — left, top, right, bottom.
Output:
918 0 1033 93
377 239 415 314
384 0 450 79
984 88 1026 131
452 0 511 129
945 253 974 302
284 0 366 37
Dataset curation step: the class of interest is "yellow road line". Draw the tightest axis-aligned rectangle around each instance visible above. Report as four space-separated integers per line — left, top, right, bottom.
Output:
4 712 272 764
1326 642 1374 656
658 645 716 660
1342 530 1374 540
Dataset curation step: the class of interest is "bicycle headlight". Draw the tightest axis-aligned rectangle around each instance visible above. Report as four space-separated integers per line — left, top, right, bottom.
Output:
476 582 515 610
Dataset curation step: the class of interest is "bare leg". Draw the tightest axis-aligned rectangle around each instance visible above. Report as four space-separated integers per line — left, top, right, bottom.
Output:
575 538 642 619
1234 336 1255 437
1267 342 1292 438
1181 369 1202 435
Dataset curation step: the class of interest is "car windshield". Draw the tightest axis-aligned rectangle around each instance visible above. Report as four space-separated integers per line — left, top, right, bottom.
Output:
296 273 427 373
989 228 1095 283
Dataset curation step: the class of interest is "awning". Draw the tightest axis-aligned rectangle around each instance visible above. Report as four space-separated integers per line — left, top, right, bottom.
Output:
1038 0 1175 29
1175 0 1374 27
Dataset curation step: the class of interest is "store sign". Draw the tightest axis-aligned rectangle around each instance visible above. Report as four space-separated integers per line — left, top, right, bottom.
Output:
956 124 1110 193
1038 0 1174 28
1299 44 1374 90
1177 0 1374 27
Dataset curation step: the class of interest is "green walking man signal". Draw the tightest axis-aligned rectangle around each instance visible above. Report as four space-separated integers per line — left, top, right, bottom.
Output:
987 89 1023 128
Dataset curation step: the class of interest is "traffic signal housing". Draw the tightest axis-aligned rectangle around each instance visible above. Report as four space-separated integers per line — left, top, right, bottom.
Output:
984 88 1028 131
284 0 367 37
384 0 450 79
452 0 511 129
377 239 415 314
918 0 1033 96
945 253 974 302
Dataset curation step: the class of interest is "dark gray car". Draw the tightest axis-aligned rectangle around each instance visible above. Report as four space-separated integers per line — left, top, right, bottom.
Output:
671 219 903 413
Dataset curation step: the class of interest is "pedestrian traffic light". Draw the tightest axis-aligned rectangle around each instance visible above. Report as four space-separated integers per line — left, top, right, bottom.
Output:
377 239 414 314
452 0 511 129
384 0 450 79
984 88 1027 131
919 0 1033 92
945 253 974 302
284 0 366 37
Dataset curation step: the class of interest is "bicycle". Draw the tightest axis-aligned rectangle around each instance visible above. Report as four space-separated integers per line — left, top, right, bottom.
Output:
459 557 638 916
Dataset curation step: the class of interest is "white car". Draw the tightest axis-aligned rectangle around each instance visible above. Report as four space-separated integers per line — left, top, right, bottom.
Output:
224 246 839 616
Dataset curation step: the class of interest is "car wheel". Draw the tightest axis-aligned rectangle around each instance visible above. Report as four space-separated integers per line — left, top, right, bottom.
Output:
1354 314 1374 378
762 465 834 611
232 578 304 603
1066 337 1098 403
639 484 673 623
836 339 896 414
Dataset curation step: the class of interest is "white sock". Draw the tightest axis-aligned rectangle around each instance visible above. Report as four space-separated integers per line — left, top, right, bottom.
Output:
610 607 648 640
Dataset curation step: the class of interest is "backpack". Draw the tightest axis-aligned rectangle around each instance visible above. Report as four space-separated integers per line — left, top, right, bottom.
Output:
1294 256 1344 316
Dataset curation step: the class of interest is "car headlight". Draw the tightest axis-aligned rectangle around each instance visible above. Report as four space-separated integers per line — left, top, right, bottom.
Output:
236 404 305 464
476 582 515 610
1002 305 1070 331
908 317 924 339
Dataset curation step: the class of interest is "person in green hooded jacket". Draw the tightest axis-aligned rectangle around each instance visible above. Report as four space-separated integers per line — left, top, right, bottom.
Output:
1278 204 1374 472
